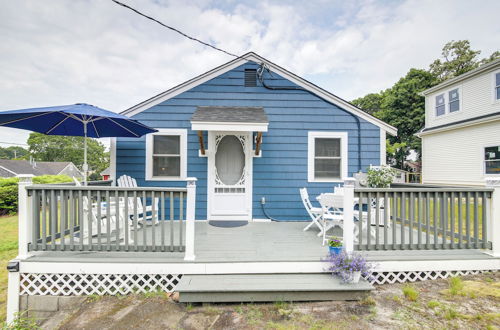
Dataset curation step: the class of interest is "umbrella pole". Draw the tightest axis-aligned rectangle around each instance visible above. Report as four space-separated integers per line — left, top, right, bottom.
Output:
83 122 88 186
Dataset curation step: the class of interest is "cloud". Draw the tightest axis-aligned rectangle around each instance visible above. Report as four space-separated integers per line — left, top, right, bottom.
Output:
0 0 499 145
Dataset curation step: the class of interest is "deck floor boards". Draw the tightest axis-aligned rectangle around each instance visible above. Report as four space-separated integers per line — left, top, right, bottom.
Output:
26 221 494 263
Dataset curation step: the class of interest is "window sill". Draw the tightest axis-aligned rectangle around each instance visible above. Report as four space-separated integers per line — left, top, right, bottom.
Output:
308 178 344 183
145 176 187 181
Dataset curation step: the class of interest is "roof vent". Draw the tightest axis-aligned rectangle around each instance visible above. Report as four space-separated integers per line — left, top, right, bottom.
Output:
244 69 257 87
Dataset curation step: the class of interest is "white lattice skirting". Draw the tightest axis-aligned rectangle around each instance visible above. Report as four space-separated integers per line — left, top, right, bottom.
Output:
19 270 497 296
20 273 182 296
370 270 494 285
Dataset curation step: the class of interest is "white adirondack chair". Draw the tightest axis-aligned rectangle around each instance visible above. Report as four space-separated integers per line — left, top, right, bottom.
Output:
117 175 159 226
73 177 129 243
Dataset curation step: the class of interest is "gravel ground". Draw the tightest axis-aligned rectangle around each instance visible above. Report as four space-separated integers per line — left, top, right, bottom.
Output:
22 272 500 329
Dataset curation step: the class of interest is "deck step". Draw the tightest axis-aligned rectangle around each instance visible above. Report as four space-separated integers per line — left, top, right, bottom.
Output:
176 274 373 303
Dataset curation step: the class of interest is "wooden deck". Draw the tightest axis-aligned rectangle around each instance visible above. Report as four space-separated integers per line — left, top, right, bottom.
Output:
25 221 494 264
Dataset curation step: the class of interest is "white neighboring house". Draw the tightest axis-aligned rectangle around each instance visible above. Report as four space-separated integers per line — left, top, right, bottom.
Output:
417 59 500 186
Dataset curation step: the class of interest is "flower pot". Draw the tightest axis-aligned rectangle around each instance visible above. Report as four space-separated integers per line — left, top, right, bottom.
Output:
328 246 342 255
349 271 362 284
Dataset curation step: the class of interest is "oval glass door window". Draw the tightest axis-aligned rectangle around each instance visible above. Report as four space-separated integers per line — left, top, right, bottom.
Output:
215 135 245 185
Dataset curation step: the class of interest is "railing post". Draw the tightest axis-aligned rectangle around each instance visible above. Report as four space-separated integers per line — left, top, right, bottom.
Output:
486 178 500 256
17 174 34 259
6 261 20 324
184 177 197 261
343 177 355 253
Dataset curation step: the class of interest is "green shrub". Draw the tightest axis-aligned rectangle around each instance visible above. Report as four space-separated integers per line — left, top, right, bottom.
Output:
0 184 18 216
0 177 19 187
0 175 72 215
32 175 72 185
367 166 397 188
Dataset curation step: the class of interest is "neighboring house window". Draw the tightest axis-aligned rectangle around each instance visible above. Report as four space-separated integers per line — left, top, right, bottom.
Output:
145 129 187 180
435 94 445 116
495 72 500 101
448 88 460 112
308 132 348 182
485 146 500 175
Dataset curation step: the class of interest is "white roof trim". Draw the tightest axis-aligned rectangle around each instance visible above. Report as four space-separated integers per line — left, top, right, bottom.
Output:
417 114 500 137
191 121 268 132
421 58 500 96
0 165 18 176
58 162 84 177
122 52 397 136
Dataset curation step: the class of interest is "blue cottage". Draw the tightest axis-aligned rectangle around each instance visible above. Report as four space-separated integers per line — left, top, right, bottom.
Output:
112 52 397 221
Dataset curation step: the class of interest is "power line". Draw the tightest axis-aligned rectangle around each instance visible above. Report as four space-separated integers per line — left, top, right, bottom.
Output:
0 141 28 146
110 0 242 59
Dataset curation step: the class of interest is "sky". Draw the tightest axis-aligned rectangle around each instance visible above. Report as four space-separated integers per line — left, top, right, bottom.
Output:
0 0 499 148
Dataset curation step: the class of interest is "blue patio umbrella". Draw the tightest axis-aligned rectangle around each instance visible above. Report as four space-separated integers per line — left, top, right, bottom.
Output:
0 103 157 184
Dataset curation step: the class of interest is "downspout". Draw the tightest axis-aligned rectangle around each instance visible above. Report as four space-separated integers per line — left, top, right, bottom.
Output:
256 63 364 222
257 63 363 172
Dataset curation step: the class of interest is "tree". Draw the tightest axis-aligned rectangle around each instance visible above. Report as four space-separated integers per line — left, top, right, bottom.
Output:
351 92 385 115
428 40 500 82
353 40 499 167
0 146 29 159
479 50 500 66
27 133 109 174
376 69 437 167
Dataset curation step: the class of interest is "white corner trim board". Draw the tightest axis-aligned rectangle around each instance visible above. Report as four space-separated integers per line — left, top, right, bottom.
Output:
121 52 397 136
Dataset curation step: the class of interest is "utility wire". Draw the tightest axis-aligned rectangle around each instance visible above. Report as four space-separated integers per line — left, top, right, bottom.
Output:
111 0 242 59
0 141 28 146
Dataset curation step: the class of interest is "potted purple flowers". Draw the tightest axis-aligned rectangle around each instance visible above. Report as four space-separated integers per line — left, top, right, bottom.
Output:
324 251 374 283
327 237 343 255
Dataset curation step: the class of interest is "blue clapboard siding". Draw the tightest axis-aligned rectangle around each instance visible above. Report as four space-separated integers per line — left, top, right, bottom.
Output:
116 62 381 220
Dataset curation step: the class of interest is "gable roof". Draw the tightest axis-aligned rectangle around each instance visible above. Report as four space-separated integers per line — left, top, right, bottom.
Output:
121 52 397 136
0 159 77 176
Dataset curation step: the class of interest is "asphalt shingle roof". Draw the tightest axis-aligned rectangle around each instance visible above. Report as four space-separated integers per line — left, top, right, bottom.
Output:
191 106 268 123
0 159 71 176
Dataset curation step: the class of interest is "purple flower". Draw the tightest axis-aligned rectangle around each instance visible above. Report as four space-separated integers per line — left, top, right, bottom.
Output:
322 251 375 283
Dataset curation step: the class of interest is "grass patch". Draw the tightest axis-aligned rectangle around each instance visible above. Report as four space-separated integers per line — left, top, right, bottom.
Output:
402 284 419 301
142 289 168 299
427 300 441 309
2 311 39 330
203 305 220 316
0 215 19 323
448 277 465 295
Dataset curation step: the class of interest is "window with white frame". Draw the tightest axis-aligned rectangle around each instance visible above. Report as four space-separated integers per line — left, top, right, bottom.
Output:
308 132 348 182
146 129 187 180
495 72 500 101
435 87 461 117
485 146 500 175
448 88 460 112
435 93 445 116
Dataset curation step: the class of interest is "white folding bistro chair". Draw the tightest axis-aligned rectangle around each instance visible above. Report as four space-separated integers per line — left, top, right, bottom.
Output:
317 193 344 245
300 187 324 233
318 192 377 246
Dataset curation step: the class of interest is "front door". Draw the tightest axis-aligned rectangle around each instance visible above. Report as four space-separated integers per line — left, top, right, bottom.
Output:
207 132 252 221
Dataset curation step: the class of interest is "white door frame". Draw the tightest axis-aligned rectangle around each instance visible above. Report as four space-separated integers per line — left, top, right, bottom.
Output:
207 131 253 221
